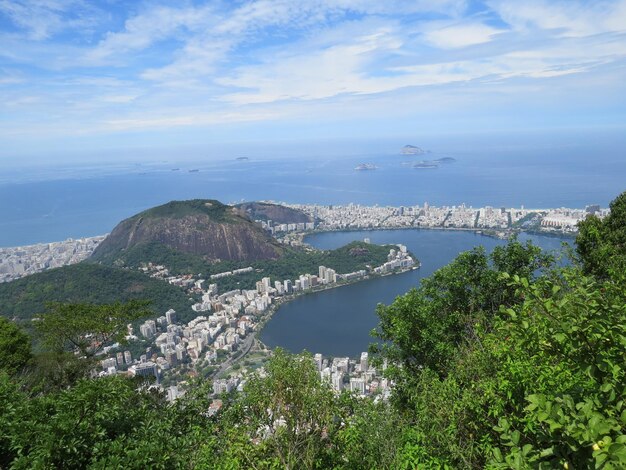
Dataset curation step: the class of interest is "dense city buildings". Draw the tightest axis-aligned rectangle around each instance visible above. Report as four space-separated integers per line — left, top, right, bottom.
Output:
97 246 416 394
0 235 106 282
285 202 607 235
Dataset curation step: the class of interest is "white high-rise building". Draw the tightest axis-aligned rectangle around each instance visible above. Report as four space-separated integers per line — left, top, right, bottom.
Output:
314 353 323 371
332 372 344 392
166 309 177 325
274 280 284 295
139 320 156 339
360 352 368 373
350 377 366 395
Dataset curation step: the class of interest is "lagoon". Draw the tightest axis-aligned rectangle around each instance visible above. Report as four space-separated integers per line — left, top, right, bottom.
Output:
258 229 568 357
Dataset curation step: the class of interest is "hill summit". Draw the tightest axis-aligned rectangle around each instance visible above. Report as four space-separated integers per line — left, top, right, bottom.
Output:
91 199 282 264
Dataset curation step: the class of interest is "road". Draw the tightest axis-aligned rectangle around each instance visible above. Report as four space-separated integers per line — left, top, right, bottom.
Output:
212 332 258 378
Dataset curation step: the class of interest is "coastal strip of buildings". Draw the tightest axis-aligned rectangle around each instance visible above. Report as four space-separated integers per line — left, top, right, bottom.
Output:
0 235 107 283
282 202 607 235
0 201 608 283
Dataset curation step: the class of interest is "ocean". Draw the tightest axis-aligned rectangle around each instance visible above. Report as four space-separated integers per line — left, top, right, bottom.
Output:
1 130 625 247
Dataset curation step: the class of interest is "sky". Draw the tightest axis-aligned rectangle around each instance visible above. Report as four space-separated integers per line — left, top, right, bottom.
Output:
1 0 626 163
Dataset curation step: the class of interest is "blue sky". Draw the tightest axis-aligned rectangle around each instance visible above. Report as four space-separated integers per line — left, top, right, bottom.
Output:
1 0 625 163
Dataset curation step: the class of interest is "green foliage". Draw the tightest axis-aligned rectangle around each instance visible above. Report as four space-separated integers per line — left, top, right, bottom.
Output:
22 351 94 395
95 240 398 293
373 239 551 385
251 241 396 286
372 228 626 468
218 348 338 469
235 202 311 224
577 191 626 279
139 199 236 222
487 269 626 468
333 396 406 469
0 263 194 324
0 374 216 469
35 300 150 357
0 318 31 376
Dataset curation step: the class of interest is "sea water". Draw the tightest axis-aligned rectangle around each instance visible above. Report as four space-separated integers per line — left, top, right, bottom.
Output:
1 129 625 247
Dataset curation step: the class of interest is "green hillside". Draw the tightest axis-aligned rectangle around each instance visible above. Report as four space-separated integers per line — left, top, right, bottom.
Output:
0 241 402 324
0 263 194 324
138 199 238 222
92 240 400 292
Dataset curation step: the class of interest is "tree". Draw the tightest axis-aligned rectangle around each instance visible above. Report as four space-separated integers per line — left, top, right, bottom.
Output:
35 300 151 358
218 349 338 469
0 317 31 376
488 268 626 468
372 239 551 388
577 191 626 279
369 239 554 467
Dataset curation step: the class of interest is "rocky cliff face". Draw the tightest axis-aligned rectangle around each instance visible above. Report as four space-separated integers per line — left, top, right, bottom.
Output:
91 200 282 263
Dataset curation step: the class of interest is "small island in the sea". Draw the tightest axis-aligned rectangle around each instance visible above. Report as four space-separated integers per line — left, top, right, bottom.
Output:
354 163 377 171
235 157 250 161
188 169 200 173
401 144 427 155
413 157 456 169
171 168 180 171
413 161 439 169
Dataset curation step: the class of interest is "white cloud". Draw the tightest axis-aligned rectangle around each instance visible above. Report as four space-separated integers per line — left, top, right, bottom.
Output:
423 22 506 49
99 94 139 104
93 0 470 83
489 0 626 37
0 0 101 40
101 108 285 132
86 4 216 63
218 25 405 104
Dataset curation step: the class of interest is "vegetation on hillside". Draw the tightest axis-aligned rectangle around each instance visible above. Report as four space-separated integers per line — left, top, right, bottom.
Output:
235 201 312 223
0 241 400 326
0 192 624 468
138 199 239 222
576 191 626 279
91 240 398 292
0 263 194 324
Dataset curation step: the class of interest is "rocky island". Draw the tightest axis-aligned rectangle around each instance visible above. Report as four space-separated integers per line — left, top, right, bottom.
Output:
401 144 427 155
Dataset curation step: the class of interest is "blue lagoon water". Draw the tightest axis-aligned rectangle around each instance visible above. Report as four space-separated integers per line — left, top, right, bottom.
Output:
258 230 568 357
